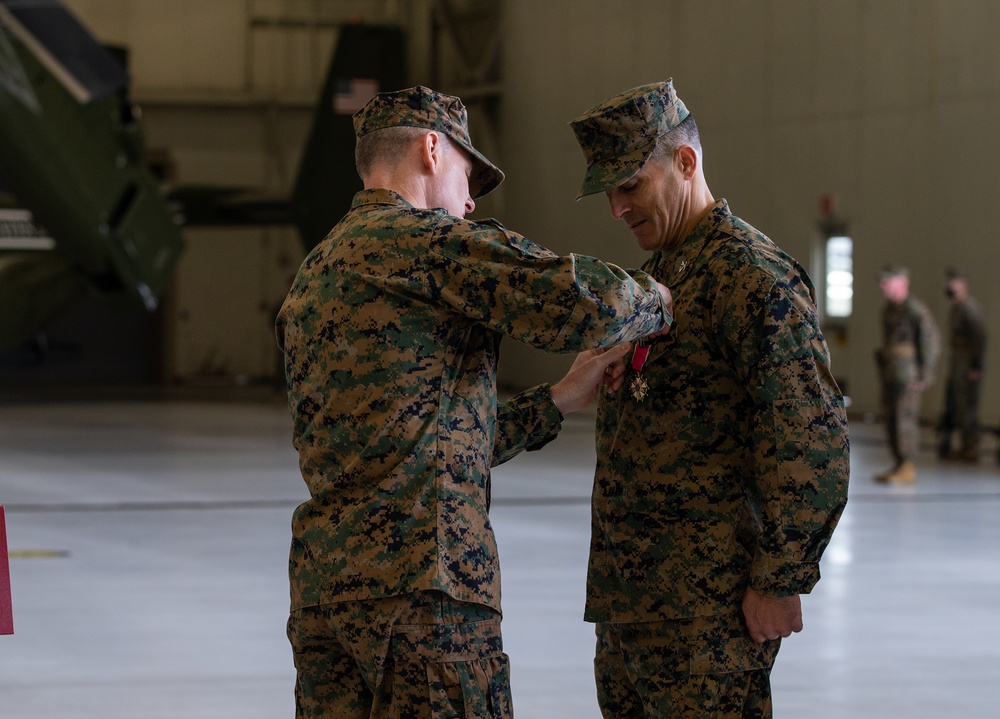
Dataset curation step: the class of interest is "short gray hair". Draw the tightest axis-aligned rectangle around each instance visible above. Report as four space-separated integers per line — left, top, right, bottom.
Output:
354 125 428 178
648 115 702 165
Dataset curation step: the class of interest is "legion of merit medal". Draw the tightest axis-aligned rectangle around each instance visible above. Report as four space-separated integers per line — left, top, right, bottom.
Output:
629 341 651 401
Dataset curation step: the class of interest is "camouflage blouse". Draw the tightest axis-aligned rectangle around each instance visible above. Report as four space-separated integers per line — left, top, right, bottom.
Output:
587 200 850 623
881 295 941 382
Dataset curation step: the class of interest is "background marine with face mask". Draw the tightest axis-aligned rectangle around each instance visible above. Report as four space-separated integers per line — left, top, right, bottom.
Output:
938 267 987 463
568 80 850 718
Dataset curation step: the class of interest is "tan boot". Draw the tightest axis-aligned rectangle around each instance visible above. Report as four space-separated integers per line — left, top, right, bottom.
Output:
885 459 917 484
874 466 896 483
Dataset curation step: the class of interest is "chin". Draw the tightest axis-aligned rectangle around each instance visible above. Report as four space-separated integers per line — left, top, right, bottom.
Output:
636 236 660 252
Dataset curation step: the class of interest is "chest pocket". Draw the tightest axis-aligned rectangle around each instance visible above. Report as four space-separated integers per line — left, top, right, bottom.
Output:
632 334 708 445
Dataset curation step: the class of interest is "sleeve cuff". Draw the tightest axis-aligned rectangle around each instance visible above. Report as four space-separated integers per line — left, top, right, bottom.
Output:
509 383 563 451
749 555 821 596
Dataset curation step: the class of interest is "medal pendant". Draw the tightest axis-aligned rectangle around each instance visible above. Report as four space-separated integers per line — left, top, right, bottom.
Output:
630 373 649 401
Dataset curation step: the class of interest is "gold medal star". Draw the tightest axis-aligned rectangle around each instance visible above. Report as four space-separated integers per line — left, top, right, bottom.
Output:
630 374 648 401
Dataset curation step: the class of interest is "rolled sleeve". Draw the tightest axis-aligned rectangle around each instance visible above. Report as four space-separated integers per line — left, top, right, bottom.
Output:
428 221 667 353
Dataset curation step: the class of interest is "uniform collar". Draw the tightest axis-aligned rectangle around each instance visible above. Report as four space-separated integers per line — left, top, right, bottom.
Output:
351 188 414 209
647 198 731 283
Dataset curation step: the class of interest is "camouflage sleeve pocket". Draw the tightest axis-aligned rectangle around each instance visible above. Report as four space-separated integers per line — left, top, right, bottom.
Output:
483 220 558 261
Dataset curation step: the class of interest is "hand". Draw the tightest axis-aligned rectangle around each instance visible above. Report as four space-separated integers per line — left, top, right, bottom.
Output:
649 281 674 338
742 587 803 644
550 344 632 415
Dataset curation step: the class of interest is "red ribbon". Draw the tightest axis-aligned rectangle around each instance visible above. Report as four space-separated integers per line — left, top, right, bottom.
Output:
630 344 650 372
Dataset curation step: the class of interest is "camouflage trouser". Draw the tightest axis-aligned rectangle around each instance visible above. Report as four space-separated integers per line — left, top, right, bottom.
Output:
880 355 921 462
943 357 981 449
594 611 779 719
287 590 511 719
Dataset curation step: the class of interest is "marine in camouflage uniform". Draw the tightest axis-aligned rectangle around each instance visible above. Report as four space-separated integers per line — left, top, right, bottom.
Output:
938 268 987 462
876 265 940 483
569 80 850 718
276 86 673 718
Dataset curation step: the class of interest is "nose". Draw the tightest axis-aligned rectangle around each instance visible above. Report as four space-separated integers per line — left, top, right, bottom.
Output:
465 196 475 215
607 189 629 220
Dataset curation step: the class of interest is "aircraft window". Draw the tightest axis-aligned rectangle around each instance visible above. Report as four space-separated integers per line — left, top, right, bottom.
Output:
1 0 127 102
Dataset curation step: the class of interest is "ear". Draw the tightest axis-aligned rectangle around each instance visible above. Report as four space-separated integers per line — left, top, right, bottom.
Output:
418 131 444 173
676 145 698 180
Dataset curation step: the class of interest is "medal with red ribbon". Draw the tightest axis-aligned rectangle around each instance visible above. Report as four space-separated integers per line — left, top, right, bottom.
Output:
629 340 650 401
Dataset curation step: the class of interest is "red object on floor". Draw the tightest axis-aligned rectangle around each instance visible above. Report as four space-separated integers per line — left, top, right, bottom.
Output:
0 506 12 634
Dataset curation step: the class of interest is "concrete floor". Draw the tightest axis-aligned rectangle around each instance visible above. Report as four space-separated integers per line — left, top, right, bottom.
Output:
1 396 999 718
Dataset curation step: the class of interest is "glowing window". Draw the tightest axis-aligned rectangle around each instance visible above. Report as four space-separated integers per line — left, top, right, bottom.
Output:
825 236 853 318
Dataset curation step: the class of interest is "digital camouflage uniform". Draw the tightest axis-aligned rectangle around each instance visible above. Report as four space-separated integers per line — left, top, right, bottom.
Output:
276 86 671 719
940 294 986 455
878 293 940 465
571 81 850 718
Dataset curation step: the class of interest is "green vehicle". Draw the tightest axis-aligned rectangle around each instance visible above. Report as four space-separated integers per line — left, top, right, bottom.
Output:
0 0 404 361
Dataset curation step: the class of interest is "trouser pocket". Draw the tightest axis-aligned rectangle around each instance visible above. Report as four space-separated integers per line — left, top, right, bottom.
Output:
389 616 512 719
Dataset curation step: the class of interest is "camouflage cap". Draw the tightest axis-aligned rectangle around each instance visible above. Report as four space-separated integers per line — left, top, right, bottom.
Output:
569 79 689 199
353 85 504 198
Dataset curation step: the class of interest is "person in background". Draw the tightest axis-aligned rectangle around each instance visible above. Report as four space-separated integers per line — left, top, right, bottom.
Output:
568 79 850 718
275 85 674 718
876 264 940 483
937 267 987 463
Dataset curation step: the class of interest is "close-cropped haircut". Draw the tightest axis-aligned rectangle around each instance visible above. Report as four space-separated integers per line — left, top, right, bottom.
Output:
649 114 702 164
354 125 428 178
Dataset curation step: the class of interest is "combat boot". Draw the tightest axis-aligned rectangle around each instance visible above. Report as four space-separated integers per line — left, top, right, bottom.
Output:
884 459 916 484
947 445 979 463
874 466 896 483
962 443 979 462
